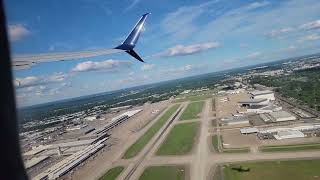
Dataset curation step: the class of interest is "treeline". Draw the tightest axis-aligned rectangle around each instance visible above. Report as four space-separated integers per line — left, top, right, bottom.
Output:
249 67 320 110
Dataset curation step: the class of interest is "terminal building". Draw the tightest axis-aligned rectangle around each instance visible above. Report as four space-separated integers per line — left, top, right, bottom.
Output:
95 109 142 135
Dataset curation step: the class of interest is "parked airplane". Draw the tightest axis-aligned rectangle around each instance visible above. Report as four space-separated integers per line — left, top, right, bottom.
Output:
12 13 150 70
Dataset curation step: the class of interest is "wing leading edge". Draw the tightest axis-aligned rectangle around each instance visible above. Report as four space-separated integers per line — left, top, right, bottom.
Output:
12 13 150 70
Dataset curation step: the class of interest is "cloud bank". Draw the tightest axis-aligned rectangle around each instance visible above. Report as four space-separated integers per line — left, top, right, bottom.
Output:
15 72 67 88
154 42 220 58
71 60 132 73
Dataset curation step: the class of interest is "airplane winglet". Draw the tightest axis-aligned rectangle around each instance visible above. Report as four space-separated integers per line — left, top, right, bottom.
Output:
115 13 150 62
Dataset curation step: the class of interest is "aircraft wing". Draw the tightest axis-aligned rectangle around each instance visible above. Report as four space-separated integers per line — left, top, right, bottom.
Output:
12 13 150 70
12 49 124 70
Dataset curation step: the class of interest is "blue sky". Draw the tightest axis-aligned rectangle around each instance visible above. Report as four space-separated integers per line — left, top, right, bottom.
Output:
4 0 320 107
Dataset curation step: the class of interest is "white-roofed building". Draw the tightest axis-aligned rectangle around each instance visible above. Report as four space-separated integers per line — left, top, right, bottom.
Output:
273 130 305 140
260 111 296 123
238 98 269 107
269 111 296 122
221 116 249 126
240 127 259 134
247 103 282 114
250 90 275 101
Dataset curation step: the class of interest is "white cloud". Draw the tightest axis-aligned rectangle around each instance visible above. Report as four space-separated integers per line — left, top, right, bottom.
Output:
71 60 132 73
246 1 271 11
281 45 297 51
8 24 30 42
160 1 217 40
124 0 142 11
141 64 155 71
300 19 320 30
15 76 39 87
160 64 208 77
299 33 320 42
15 72 67 88
247 52 262 59
162 64 194 76
265 27 295 38
154 42 220 58
228 1 271 16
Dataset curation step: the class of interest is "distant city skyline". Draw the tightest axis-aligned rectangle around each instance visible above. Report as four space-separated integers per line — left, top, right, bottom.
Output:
5 0 320 106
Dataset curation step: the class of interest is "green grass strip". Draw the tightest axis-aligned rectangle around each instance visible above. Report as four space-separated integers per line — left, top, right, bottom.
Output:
222 148 250 153
139 166 185 180
180 101 204 120
157 122 199 155
99 166 124 180
122 104 180 159
212 135 220 152
261 143 320 152
222 159 320 180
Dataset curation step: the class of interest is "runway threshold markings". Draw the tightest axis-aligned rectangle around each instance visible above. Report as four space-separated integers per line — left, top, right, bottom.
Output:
122 104 181 159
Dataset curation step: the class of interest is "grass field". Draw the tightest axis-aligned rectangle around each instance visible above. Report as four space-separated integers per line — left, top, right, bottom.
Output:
260 143 320 152
139 166 186 180
221 159 320 180
99 166 124 180
175 94 212 103
180 101 204 120
157 122 199 155
211 135 249 153
122 104 180 159
212 135 220 152
222 148 250 153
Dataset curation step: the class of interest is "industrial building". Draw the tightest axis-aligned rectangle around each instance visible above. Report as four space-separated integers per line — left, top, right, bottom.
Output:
241 124 320 140
246 103 282 114
250 90 275 101
221 116 249 125
260 111 296 122
273 130 305 140
109 105 132 112
240 127 259 134
238 98 269 107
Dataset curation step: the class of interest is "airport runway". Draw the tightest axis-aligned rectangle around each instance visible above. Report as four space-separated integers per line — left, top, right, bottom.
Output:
72 98 320 180
116 98 320 180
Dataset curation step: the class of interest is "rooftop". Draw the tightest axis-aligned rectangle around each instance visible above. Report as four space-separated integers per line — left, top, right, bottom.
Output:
269 111 295 119
238 98 268 104
250 90 274 96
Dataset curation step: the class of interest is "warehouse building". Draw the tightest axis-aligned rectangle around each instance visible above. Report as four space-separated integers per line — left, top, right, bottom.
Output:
260 110 296 123
240 127 259 134
221 116 249 126
273 130 305 140
246 103 282 114
269 111 296 122
238 98 269 107
250 90 275 101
